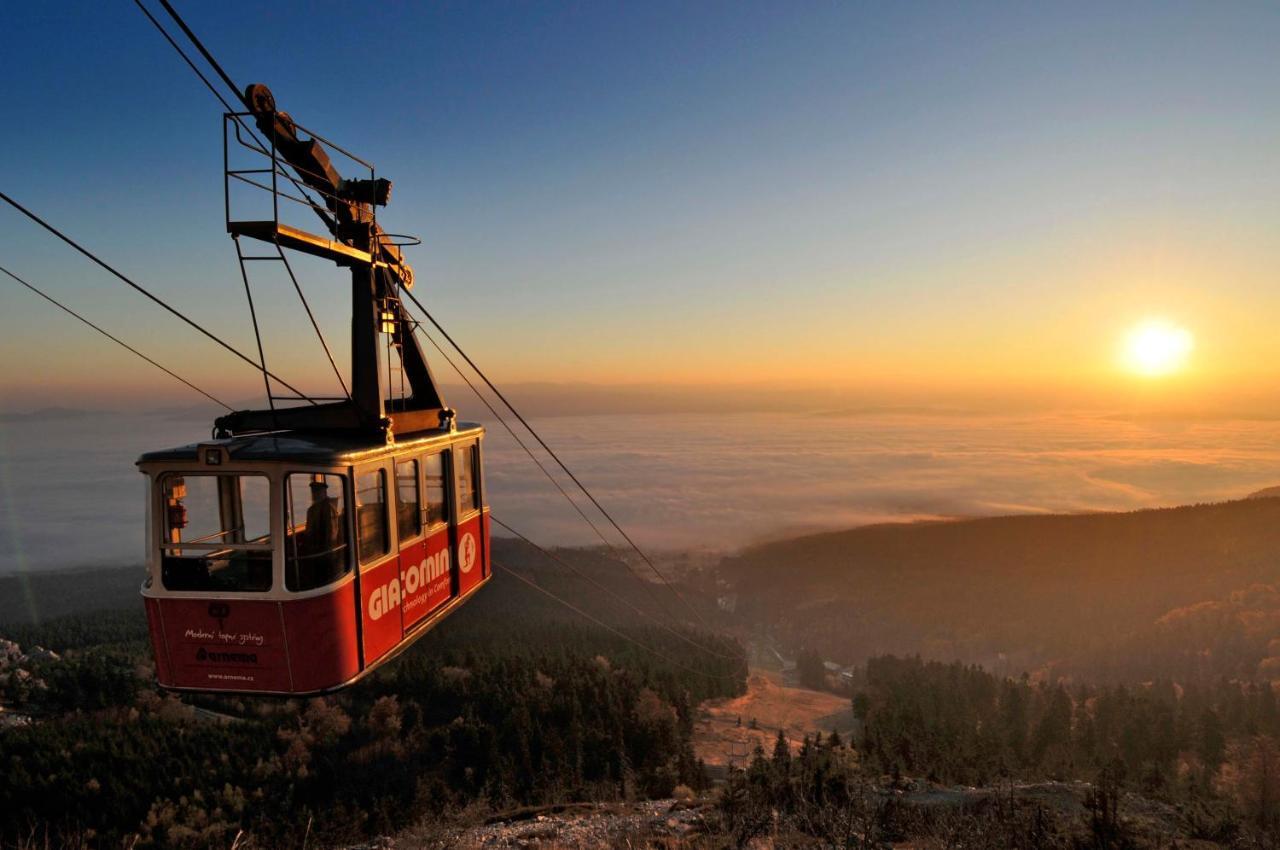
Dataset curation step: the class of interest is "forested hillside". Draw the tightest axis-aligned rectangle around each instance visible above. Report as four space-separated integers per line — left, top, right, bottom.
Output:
717 655 1280 848
0 541 744 848
722 497 1280 677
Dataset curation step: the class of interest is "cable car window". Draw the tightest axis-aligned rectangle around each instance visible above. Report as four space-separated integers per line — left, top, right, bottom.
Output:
455 444 479 514
356 468 390 564
424 452 448 527
395 458 421 542
160 474 271 592
284 473 350 592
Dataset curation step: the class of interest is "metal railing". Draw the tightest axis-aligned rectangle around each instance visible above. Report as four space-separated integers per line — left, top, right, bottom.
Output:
223 110 378 238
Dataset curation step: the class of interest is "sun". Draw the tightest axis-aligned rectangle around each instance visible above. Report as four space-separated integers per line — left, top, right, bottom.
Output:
1123 319 1193 377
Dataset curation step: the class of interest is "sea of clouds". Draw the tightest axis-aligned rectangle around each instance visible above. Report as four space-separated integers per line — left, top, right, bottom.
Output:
6 407 1280 574
489 410 1280 549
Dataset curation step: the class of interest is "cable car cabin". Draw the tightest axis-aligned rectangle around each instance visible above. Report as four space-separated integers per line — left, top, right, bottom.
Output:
138 424 490 696
131 80 494 695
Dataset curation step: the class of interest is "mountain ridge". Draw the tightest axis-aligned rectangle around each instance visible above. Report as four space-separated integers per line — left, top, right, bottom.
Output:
720 495 1280 676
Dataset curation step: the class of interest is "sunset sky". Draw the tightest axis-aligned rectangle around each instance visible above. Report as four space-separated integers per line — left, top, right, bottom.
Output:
2 1 1279 413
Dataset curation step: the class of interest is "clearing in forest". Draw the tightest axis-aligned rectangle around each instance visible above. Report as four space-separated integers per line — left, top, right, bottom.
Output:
694 670 856 771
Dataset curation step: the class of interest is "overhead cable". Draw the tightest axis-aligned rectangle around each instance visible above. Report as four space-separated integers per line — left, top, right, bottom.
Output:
400 285 718 632
0 264 232 411
0 191 315 404
134 0 355 405
400 303 695 630
154 0 249 109
493 560 736 682
492 514 737 660
131 0 336 233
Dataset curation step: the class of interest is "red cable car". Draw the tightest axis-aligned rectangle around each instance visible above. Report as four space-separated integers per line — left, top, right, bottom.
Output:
140 428 490 695
140 84 491 695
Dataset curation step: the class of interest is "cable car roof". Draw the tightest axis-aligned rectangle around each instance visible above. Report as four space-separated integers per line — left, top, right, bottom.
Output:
137 422 483 466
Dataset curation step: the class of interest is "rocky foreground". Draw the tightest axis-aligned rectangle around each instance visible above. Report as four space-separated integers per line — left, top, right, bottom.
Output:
379 779 1230 849
396 799 707 849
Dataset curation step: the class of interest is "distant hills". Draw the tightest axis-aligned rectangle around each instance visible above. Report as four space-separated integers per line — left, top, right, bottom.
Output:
0 406 100 423
0 566 140 625
0 538 715 630
1246 485 1280 500
720 496 1280 680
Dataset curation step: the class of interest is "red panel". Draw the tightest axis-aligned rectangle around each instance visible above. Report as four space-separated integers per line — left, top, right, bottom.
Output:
282 580 361 693
402 527 453 629
360 556 404 665
480 511 491 578
456 515 484 596
144 596 172 686
155 597 291 693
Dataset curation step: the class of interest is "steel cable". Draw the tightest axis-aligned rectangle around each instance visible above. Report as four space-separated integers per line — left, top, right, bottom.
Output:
400 285 719 633
401 301 735 661
492 514 738 660
0 191 315 404
132 0 337 233
493 560 737 682
0 264 232 411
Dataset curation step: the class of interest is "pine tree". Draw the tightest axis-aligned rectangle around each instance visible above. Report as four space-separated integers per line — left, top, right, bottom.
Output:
772 729 792 774
1030 685 1073 775
1197 707 1227 769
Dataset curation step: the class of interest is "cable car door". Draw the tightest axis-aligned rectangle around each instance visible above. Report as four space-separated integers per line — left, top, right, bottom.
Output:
355 463 403 665
280 470 361 693
400 450 454 630
453 443 485 595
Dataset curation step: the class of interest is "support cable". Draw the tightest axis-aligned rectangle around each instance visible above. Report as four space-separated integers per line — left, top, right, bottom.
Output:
231 236 277 422
492 514 738 660
0 264 232 411
400 300 698 634
155 0 247 110
0 191 316 404
400 285 716 631
409 311 636 569
131 0 236 111
493 560 736 682
275 245 350 398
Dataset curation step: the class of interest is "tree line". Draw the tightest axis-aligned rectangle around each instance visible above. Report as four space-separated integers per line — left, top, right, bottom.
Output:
851 655 1280 842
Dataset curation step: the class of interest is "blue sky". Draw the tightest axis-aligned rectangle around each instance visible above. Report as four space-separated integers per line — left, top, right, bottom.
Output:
2 1 1279 411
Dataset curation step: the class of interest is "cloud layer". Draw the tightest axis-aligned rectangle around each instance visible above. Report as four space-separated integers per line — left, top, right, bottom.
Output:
6 408 1280 572
483 410 1280 550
